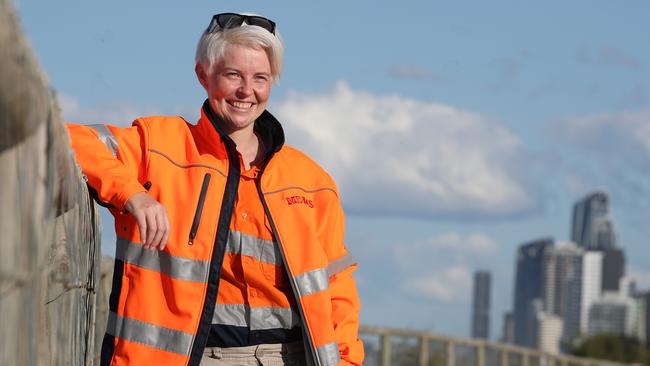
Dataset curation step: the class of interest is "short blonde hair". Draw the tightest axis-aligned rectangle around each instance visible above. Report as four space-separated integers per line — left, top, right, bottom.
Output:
195 14 284 83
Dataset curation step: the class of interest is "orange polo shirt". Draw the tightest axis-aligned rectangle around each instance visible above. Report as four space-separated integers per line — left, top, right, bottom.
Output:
207 160 302 347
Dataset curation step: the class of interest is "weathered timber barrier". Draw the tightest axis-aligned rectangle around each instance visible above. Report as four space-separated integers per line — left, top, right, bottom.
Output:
0 0 102 364
360 326 632 366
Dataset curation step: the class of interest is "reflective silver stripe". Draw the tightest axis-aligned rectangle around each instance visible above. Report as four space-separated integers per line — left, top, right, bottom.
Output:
211 304 301 330
226 230 281 266
116 237 209 283
106 311 193 356
316 342 341 366
327 253 356 277
88 124 118 157
294 268 329 297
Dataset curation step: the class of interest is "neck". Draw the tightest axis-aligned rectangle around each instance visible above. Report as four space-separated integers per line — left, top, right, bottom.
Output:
229 126 262 170
203 101 264 170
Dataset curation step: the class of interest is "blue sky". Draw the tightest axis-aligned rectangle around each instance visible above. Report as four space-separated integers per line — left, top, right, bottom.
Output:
15 1 650 339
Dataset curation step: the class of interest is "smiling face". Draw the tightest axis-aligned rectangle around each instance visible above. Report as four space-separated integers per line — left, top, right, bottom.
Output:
196 44 272 134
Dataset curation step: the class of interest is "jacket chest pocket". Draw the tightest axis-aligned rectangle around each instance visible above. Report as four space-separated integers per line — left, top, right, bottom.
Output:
188 172 211 245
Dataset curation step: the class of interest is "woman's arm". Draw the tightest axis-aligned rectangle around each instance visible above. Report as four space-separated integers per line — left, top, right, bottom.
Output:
321 194 365 366
67 122 169 249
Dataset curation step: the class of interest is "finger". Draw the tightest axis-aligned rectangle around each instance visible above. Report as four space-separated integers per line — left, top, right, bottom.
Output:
150 211 165 250
135 212 147 246
160 210 171 251
145 210 158 249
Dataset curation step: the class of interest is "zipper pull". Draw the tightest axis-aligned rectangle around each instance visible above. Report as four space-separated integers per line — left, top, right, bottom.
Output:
188 173 212 245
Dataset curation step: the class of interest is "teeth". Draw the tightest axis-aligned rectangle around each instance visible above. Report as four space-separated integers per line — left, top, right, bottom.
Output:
232 101 252 109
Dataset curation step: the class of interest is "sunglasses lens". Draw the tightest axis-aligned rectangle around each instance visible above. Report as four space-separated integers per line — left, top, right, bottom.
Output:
246 16 275 34
216 13 245 29
209 13 276 35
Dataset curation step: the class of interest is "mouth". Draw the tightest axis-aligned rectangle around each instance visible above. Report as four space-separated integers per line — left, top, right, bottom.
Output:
227 100 254 111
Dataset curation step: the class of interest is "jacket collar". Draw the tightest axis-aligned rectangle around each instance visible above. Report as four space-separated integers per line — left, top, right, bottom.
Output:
200 99 285 160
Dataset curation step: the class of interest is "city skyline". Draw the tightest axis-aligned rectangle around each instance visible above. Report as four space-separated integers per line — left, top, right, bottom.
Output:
16 1 650 339
507 190 646 354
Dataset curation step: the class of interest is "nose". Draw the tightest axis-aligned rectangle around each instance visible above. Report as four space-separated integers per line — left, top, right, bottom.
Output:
236 78 253 97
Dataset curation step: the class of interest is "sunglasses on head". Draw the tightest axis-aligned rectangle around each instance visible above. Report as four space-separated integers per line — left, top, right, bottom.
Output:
207 13 276 35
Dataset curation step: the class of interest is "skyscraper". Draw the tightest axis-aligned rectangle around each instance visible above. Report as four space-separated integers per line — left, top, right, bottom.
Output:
501 312 514 343
542 241 582 319
562 251 603 343
471 271 491 339
571 191 617 250
571 191 624 295
513 237 554 347
533 302 563 354
588 292 639 339
601 248 625 292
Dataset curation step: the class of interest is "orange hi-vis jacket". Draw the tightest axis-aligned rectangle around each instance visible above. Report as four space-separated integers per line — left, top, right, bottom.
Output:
67 101 364 366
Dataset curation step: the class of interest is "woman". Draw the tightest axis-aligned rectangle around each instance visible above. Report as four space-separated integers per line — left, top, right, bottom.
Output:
68 12 364 366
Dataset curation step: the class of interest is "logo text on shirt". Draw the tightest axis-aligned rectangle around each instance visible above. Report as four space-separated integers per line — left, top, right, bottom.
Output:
286 195 314 208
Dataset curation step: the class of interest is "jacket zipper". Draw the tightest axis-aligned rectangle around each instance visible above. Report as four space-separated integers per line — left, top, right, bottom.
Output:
256 163 320 366
188 173 212 245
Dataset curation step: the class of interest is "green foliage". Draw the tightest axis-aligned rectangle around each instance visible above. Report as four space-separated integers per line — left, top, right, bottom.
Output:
570 333 650 365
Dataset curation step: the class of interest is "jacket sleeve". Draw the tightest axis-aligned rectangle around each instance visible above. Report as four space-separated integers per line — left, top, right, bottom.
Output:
322 192 364 366
66 121 149 211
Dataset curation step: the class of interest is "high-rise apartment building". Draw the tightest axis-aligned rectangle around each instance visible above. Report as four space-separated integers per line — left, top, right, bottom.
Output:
534 305 563 354
601 248 625 292
501 312 514 343
562 251 603 343
588 292 640 339
513 238 554 347
571 191 617 250
571 192 623 296
542 241 582 319
471 271 491 339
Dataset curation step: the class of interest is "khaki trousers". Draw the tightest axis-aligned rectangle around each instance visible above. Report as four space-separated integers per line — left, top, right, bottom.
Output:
201 342 306 366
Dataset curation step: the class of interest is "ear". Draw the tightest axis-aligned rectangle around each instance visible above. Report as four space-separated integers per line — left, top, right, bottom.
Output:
195 63 209 90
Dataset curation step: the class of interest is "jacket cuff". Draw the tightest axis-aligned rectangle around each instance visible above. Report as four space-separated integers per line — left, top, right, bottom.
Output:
113 182 148 212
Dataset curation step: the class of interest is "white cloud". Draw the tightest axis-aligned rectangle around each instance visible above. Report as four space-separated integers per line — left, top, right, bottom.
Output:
385 232 499 303
60 83 546 220
393 232 500 270
274 81 540 219
57 93 186 127
415 233 499 253
406 266 472 302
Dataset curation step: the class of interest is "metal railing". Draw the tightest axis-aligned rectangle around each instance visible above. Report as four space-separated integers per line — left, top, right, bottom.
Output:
360 326 629 366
